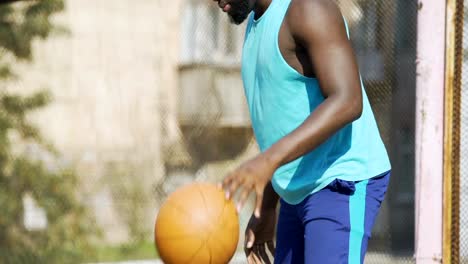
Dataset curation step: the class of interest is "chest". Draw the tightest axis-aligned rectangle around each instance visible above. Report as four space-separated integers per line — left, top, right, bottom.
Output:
242 24 277 74
242 17 315 80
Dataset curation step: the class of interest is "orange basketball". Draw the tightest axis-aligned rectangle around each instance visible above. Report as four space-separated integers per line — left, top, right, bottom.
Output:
154 182 240 264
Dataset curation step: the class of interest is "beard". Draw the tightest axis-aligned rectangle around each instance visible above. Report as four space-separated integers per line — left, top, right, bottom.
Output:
228 0 251 25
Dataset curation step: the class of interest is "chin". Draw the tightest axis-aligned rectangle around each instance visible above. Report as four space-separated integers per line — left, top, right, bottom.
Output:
228 13 249 25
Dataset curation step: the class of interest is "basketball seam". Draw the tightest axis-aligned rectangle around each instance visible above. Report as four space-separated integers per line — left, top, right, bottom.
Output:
198 185 214 264
196 184 228 235
210 225 237 259
165 198 193 220
207 202 233 263
195 184 210 219
160 192 206 264
209 246 212 264
196 184 229 264
216 199 227 230
186 184 214 264
160 184 236 264
183 242 205 264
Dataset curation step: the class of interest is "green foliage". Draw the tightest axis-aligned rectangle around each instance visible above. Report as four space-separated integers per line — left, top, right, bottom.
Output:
0 1 97 263
0 159 97 264
0 0 64 59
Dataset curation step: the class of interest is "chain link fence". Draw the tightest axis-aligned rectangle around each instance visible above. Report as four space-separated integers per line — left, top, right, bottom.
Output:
0 0 419 263
337 1 416 263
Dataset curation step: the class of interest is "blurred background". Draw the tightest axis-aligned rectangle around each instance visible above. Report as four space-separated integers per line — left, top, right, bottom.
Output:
0 0 461 263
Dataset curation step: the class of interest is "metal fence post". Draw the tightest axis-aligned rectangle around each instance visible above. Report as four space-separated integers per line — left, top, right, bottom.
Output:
415 0 446 263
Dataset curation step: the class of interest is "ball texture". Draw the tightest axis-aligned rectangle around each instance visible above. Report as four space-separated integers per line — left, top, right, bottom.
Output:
155 182 239 264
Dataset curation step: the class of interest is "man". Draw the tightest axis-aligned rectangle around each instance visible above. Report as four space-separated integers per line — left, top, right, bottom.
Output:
215 0 391 263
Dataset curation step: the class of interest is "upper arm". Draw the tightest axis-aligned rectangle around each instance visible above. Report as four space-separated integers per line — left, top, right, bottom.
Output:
287 0 362 102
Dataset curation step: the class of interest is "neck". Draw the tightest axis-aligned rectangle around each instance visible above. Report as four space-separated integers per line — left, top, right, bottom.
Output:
254 0 272 18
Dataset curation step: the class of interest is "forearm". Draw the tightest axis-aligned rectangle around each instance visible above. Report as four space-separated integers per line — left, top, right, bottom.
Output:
261 181 279 211
264 95 361 168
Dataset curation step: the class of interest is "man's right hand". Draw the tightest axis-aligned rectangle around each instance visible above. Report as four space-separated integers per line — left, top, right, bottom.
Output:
244 209 277 264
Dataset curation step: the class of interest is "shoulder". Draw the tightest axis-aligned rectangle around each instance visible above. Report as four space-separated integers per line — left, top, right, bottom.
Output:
287 0 342 21
286 0 346 40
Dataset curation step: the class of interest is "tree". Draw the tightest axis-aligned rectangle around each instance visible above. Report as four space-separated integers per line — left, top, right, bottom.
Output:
0 1 96 263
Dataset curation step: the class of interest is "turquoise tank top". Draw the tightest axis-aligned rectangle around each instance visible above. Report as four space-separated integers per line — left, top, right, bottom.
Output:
241 0 391 204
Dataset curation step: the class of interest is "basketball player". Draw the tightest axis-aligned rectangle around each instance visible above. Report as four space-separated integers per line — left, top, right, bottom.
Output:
216 0 391 263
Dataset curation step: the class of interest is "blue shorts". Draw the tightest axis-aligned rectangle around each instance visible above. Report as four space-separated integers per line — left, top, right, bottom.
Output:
274 171 391 264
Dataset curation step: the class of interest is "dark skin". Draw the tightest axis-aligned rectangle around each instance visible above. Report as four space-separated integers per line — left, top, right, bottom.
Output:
215 0 363 263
